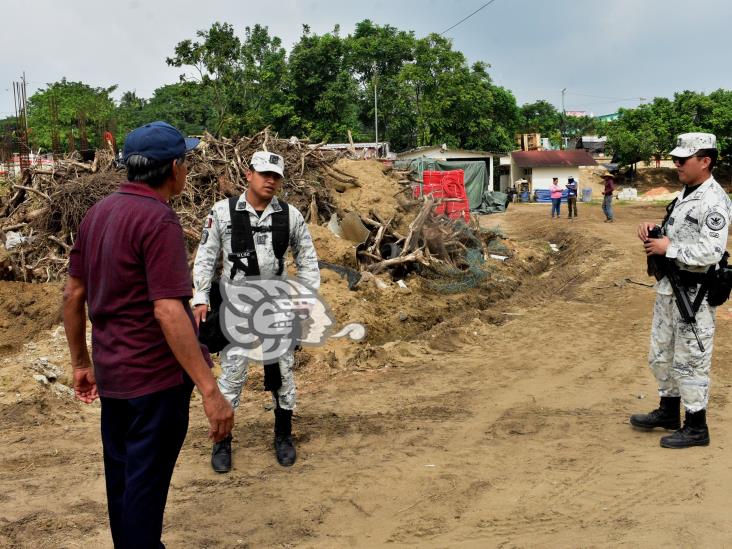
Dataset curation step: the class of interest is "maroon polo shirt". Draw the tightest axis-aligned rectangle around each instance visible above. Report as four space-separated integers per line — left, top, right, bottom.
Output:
69 181 211 399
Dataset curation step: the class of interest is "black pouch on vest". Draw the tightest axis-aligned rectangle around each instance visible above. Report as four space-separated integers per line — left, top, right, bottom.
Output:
707 252 732 307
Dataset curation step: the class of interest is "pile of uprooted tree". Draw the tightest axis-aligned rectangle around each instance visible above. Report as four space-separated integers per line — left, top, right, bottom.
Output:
0 129 505 291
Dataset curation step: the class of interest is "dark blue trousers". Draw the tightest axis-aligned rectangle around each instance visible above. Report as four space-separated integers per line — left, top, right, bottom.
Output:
100 379 193 549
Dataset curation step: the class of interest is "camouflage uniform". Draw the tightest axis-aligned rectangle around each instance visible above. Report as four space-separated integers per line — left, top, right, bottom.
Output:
192 193 320 411
649 175 731 412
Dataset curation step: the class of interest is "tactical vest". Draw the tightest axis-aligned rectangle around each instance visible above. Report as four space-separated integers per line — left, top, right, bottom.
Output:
198 197 290 357
227 196 290 279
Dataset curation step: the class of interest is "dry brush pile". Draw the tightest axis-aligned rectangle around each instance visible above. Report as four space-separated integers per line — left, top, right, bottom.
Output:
0 130 505 291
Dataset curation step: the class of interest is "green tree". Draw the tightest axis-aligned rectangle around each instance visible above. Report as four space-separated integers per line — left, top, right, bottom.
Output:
115 91 148 139
344 20 416 146
27 79 117 152
229 24 292 135
166 22 242 136
605 91 731 167
398 34 518 152
286 25 361 141
606 104 668 165
519 100 561 136
167 22 293 137
707 89 732 161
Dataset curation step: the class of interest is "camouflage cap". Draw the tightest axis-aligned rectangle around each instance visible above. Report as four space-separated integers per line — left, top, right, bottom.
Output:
250 151 285 176
669 132 717 158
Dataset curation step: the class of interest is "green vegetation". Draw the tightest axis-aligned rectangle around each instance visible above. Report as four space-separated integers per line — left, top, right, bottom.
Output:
1 20 729 164
606 90 732 166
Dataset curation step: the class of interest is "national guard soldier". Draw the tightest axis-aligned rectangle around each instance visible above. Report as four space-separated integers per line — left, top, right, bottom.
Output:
192 151 320 470
631 133 731 448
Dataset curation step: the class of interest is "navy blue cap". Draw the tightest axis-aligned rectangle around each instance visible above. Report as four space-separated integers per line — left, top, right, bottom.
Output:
123 121 200 162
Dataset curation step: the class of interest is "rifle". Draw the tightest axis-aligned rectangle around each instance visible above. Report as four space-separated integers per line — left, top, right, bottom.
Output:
647 225 705 352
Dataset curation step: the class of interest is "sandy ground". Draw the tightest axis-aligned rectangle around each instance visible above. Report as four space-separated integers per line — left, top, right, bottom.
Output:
3 200 732 548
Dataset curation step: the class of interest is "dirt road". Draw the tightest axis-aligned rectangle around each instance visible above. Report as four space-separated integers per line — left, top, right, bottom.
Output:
3 202 732 548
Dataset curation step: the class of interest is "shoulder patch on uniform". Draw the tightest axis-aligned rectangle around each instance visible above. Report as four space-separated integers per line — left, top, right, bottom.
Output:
200 229 209 245
204 217 213 229
705 211 726 231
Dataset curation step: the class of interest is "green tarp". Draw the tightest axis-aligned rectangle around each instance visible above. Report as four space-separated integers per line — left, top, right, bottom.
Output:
395 158 488 210
473 190 507 214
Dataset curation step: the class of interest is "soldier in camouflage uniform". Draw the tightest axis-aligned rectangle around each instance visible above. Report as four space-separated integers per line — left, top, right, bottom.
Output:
631 133 731 448
192 151 320 470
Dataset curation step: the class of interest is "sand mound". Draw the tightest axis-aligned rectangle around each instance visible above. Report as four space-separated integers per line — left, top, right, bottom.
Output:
327 159 406 229
637 187 680 202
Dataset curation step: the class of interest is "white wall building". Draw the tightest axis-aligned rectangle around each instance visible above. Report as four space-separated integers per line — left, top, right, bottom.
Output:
509 150 597 192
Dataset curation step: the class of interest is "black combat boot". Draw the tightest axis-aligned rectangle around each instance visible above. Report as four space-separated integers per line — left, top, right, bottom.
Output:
211 434 232 473
274 407 297 467
629 396 681 430
660 409 710 449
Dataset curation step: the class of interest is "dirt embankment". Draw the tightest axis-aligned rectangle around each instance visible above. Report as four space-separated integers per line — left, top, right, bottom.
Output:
0 281 62 354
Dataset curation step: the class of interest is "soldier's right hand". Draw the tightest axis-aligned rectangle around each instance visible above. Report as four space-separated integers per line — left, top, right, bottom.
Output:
193 304 208 327
637 222 657 242
203 389 234 442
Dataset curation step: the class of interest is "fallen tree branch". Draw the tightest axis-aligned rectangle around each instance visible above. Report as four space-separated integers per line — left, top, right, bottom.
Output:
401 198 435 255
367 248 429 274
1 222 27 232
48 235 71 252
13 185 51 202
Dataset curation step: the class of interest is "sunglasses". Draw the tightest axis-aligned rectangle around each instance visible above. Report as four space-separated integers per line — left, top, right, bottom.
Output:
672 154 705 166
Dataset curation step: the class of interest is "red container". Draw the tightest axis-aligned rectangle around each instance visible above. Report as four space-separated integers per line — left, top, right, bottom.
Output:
445 199 471 222
420 170 468 219
421 170 467 197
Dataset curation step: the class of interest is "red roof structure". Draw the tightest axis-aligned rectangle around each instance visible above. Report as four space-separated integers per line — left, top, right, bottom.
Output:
512 150 597 168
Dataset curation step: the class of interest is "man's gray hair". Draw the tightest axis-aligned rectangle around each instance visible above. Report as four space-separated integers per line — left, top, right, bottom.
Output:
126 154 184 188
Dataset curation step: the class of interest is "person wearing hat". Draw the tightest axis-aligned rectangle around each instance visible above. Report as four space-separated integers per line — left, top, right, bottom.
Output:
601 172 616 222
566 177 579 219
630 132 731 448
63 121 234 547
192 151 320 471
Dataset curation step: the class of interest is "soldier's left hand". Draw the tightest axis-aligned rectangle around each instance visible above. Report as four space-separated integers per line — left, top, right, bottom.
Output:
644 235 670 256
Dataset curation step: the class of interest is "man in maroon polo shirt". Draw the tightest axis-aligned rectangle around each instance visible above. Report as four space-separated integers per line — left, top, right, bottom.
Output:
63 121 234 549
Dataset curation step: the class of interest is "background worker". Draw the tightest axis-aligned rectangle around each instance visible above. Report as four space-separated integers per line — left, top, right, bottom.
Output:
566 176 578 219
550 177 562 218
601 173 616 222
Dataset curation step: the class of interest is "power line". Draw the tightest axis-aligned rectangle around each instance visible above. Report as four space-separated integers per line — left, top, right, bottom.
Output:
566 91 644 102
439 0 499 36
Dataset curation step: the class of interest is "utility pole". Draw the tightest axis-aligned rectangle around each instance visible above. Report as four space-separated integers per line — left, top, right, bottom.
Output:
373 68 379 158
561 88 567 150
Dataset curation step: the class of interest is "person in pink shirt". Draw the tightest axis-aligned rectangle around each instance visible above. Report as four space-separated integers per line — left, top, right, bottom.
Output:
550 177 563 218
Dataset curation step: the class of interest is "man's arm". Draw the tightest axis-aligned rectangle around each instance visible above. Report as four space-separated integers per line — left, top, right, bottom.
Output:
192 208 222 307
153 298 233 441
290 210 321 290
63 276 98 403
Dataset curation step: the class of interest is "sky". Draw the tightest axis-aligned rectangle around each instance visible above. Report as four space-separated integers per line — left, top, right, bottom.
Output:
2 0 731 120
